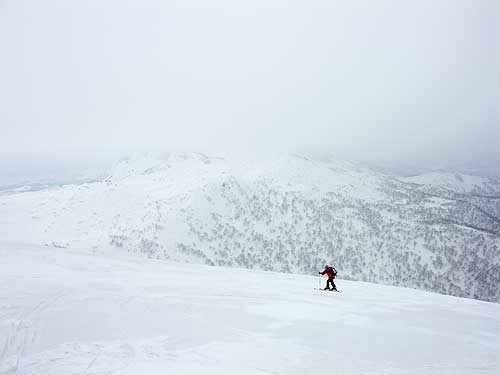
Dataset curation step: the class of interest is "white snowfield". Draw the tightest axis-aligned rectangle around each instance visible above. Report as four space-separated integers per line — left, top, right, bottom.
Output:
1 243 499 375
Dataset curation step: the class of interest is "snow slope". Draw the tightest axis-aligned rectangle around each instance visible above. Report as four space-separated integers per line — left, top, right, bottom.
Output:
1 242 499 375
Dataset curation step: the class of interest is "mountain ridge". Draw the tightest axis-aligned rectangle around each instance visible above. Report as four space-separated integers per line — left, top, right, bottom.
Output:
1 153 499 302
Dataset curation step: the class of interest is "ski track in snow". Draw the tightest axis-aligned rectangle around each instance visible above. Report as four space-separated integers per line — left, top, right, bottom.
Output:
1 243 499 375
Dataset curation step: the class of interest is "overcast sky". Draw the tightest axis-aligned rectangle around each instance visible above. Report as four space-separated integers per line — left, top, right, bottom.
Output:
1 0 499 181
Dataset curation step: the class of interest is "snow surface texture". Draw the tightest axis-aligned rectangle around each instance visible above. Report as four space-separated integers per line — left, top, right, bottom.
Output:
1 243 499 375
1 153 499 302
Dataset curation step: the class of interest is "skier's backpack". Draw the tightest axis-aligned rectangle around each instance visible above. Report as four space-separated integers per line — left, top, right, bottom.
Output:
331 267 337 277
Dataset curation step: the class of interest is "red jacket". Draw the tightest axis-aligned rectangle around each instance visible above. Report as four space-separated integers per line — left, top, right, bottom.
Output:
320 266 336 279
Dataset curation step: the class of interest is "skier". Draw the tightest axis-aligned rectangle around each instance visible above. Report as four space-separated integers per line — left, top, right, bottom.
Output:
319 264 338 291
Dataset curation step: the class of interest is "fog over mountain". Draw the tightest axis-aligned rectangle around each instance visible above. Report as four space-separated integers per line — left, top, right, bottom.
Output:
2 2 500 373
1 0 499 296
1 0 499 179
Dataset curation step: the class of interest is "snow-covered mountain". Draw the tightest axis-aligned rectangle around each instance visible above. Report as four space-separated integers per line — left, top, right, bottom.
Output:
1 153 499 302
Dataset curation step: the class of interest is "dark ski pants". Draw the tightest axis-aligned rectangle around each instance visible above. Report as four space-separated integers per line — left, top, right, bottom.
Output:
325 278 337 291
